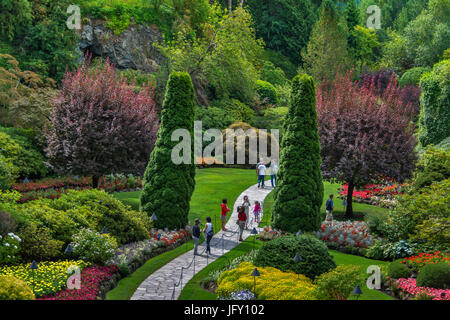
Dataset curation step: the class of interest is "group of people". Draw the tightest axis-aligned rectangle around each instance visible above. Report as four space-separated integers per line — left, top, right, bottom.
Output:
191 196 263 256
256 158 278 189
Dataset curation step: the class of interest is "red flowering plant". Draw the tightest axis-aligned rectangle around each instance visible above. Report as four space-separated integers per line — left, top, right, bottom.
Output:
394 278 450 300
400 252 450 271
39 265 119 300
149 229 191 248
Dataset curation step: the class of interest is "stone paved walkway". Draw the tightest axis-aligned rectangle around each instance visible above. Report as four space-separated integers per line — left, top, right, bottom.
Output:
130 183 273 300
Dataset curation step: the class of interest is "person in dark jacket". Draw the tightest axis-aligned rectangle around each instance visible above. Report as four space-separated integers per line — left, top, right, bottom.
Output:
325 194 334 222
192 218 201 255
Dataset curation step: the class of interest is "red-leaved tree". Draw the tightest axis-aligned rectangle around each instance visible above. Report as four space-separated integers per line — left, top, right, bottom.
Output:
45 59 159 187
317 71 417 217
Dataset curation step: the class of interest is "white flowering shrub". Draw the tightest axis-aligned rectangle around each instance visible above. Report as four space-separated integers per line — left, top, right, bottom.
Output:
0 233 21 264
70 229 117 265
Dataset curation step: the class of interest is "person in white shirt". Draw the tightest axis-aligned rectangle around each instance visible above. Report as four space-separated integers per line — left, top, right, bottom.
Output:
257 162 267 188
270 159 278 188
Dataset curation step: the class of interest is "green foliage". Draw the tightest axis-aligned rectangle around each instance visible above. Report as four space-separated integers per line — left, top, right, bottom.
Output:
262 49 297 79
254 235 336 280
388 261 411 279
70 228 117 265
18 224 63 262
314 265 364 300
435 136 450 151
413 147 450 190
52 189 150 245
255 80 278 106
384 179 449 245
141 72 196 229
416 263 450 289
382 0 450 72
210 98 255 123
351 25 381 72
0 210 15 235
0 0 32 40
163 6 263 105
246 0 317 66
399 67 431 87
0 154 17 190
194 105 235 131
302 0 350 82
260 61 288 86
272 74 323 232
0 127 47 178
419 59 450 147
0 275 35 300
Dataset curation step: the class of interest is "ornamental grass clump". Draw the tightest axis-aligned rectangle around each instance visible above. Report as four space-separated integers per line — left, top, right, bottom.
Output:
314 265 365 300
217 262 317 300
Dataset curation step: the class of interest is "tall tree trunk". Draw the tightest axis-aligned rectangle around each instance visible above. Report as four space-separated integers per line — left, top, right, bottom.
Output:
229 0 232 13
92 175 99 189
345 180 354 218
240 0 244 7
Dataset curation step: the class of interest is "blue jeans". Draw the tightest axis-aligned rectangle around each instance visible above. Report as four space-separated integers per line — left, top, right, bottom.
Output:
206 234 212 253
271 174 276 187
258 175 265 187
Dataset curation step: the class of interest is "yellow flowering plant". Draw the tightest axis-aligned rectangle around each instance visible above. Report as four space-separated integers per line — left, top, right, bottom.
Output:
217 262 317 300
0 260 88 297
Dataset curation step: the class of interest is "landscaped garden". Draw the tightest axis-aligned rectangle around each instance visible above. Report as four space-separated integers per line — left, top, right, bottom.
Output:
0 0 449 306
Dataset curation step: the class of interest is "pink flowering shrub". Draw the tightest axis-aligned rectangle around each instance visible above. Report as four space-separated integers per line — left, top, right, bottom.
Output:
395 278 450 300
149 229 191 248
316 221 375 249
38 265 119 300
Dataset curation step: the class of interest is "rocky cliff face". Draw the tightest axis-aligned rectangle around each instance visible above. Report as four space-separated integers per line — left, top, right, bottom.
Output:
78 20 164 72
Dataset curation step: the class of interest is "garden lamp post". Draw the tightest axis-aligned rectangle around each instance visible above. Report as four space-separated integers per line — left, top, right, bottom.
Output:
150 213 157 222
100 226 108 234
352 285 363 300
65 244 74 255
293 253 303 279
251 268 260 294
296 229 302 236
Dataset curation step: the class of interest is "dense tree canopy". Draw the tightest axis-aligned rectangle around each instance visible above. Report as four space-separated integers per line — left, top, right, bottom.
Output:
317 71 417 217
45 60 159 187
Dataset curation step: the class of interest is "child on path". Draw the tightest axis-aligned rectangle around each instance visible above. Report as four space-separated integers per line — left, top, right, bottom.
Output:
237 206 247 241
253 200 261 223
242 195 250 230
220 198 231 231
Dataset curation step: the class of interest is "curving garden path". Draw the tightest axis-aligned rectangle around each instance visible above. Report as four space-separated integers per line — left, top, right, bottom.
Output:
130 183 273 300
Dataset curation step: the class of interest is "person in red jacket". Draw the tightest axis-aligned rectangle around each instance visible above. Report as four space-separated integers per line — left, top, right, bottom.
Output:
220 198 231 231
237 206 247 241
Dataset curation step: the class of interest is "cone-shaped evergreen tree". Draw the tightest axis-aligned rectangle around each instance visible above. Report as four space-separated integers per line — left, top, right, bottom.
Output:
140 72 196 229
272 74 324 233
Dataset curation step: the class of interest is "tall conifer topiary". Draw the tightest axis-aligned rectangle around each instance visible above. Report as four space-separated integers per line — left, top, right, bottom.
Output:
140 72 196 229
272 74 323 233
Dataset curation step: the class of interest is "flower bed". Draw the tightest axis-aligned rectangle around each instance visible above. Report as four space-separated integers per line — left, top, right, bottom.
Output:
10 175 143 203
400 252 450 270
258 227 285 241
0 260 88 297
394 278 450 300
38 265 119 300
316 221 375 252
149 229 191 248
339 181 408 208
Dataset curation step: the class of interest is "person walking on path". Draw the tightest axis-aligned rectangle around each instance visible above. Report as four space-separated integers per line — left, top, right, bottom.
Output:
253 200 261 223
257 162 267 188
242 195 250 230
325 194 334 222
203 216 213 254
270 159 278 188
237 206 247 241
220 198 231 231
192 218 201 255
